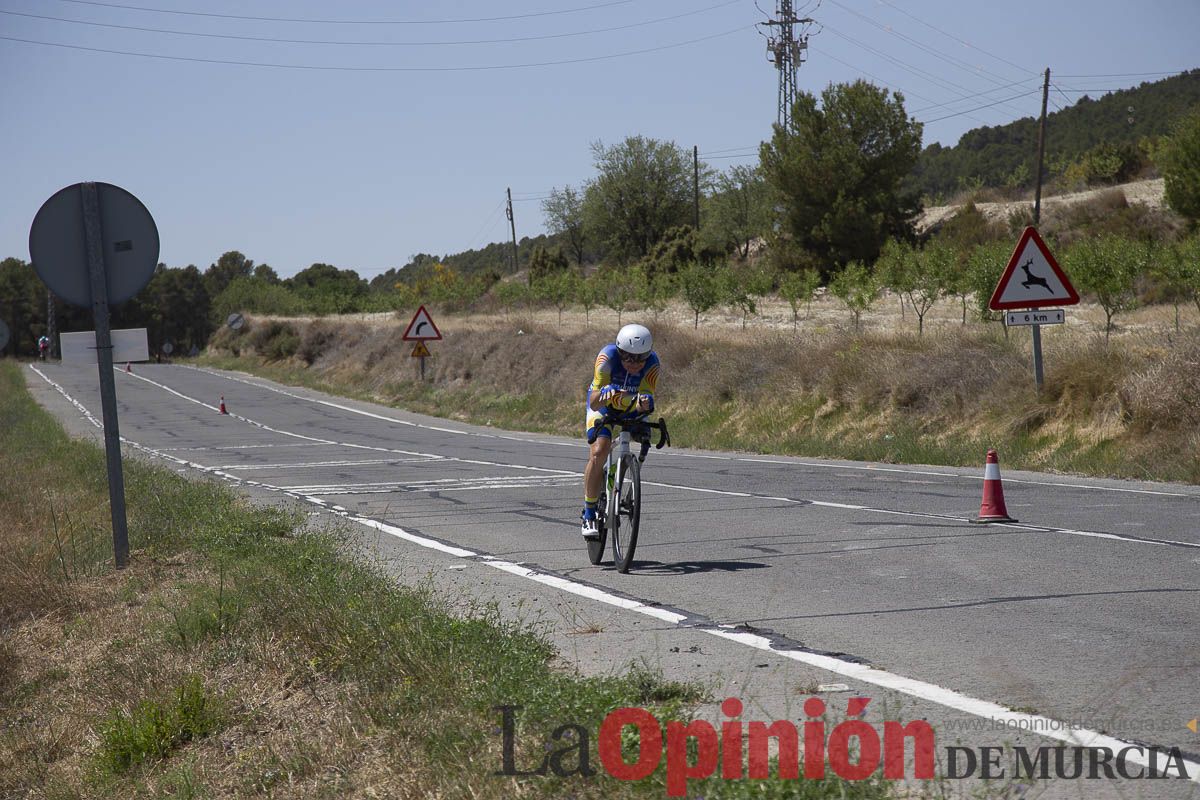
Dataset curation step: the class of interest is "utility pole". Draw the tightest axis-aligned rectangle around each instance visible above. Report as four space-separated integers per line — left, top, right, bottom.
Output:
693 145 701 230
506 187 519 275
1033 68 1050 226
760 1 815 130
1030 67 1051 391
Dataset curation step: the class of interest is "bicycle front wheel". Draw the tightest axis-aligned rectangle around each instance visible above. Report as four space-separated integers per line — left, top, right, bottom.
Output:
610 455 641 573
586 490 608 565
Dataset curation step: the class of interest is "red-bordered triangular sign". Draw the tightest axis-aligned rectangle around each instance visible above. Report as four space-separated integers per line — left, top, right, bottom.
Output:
989 227 1079 310
402 305 442 340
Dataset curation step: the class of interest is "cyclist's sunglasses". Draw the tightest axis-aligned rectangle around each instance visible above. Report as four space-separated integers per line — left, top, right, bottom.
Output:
617 349 649 364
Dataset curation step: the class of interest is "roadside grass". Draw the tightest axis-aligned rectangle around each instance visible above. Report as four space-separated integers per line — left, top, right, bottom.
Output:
2 361 907 798
205 311 1200 484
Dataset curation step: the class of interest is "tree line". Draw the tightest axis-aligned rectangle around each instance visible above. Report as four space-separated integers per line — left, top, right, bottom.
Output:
4 76 1199 357
0 251 399 357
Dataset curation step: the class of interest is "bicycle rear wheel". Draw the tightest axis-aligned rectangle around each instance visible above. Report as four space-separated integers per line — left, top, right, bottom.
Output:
586 489 608 565
610 455 641 573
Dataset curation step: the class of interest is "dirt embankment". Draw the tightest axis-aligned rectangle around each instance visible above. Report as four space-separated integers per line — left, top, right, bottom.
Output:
914 178 1166 233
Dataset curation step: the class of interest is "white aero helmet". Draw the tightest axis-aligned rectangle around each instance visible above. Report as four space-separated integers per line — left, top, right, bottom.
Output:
616 323 653 356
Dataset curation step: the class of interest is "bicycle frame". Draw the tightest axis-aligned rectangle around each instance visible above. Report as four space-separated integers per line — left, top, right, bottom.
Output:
605 428 633 523
587 412 669 572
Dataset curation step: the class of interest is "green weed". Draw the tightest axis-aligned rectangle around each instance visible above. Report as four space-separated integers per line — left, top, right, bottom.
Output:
94 675 221 775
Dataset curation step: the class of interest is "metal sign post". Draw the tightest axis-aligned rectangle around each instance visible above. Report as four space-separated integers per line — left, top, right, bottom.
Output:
403 305 441 383
30 181 159 570
81 183 130 567
989 227 1079 393
411 340 431 379
1030 322 1044 390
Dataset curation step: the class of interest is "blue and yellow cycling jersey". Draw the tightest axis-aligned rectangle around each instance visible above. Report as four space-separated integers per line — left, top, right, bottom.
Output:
589 343 659 400
585 344 659 437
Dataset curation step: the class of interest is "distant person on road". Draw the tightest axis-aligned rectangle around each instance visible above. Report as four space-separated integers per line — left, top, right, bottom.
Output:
581 323 659 539
37 335 50 361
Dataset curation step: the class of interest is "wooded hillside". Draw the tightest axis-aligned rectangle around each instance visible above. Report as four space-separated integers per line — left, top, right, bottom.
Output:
909 69 1200 201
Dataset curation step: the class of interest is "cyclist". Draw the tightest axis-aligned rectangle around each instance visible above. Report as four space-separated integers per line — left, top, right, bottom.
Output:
582 323 659 539
37 335 50 361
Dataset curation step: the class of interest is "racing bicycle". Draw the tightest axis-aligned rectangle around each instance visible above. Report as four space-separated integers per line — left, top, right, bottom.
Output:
586 410 670 573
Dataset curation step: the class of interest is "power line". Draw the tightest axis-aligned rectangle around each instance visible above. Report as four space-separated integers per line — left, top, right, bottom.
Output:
700 144 763 155
871 0 1029 75
920 89 1040 124
1054 69 1191 78
2 3 738 48
809 43 982 123
465 201 507 253
51 0 636 25
821 23 1029 119
1050 81 1074 108
909 77 1040 114
0 24 753 71
1051 87 1134 94
824 0 1027 91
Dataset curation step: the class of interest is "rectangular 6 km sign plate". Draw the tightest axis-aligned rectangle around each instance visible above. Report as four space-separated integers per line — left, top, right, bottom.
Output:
1006 309 1064 326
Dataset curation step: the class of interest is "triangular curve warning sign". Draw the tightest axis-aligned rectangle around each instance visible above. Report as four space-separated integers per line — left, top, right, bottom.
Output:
402 305 442 340
989 227 1079 310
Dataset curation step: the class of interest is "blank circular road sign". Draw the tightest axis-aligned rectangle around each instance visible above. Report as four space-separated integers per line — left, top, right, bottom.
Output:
28 182 159 308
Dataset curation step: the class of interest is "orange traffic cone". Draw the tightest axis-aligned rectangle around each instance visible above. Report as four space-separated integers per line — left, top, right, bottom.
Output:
218 396 228 415
971 449 1016 523
124 362 132 373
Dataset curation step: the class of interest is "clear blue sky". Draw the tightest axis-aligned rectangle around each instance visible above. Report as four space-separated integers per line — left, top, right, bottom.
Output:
3 0 1197 280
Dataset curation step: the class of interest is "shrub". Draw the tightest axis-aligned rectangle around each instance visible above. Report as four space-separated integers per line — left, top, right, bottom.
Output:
204 325 243 356
298 321 338 365
246 320 299 361
1124 333 1200 432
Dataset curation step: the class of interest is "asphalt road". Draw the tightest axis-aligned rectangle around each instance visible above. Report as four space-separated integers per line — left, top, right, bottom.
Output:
25 361 1200 796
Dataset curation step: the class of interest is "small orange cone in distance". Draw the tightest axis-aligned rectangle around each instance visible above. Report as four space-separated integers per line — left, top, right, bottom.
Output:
971 448 1017 523
218 396 228 415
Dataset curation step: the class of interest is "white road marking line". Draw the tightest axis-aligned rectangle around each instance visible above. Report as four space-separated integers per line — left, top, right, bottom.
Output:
186 365 574 446
282 475 574 489
642 480 1200 550
192 365 1197 499
114 367 1200 551
283 479 578 496
740 457 1193 497
483 559 688 623
215 457 441 470
162 442 330 452
707 628 1197 781
118 368 576 478
28 364 1200 780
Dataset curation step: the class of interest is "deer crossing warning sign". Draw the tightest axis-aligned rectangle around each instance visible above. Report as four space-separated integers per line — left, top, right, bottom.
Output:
988 226 1079 311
